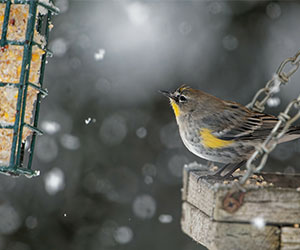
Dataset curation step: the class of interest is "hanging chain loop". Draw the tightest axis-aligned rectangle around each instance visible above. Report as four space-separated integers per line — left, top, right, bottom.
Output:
246 50 300 112
239 50 300 185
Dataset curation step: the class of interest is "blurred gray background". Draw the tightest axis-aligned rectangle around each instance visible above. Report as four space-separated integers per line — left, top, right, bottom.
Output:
1 0 300 249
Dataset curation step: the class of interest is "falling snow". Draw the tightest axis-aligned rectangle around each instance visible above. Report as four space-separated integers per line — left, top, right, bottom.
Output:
126 2 149 26
50 38 68 57
267 97 280 107
269 74 281 94
1 1 300 249
251 217 266 230
113 226 133 244
94 49 106 61
136 127 147 138
85 117 96 124
132 195 156 219
0 204 21 234
85 117 91 124
44 168 65 195
60 134 80 150
36 136 58 162
158 214 173 224
41 120 61 134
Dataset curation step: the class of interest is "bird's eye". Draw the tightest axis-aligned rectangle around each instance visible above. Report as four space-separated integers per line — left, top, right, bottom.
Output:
179 95 187 103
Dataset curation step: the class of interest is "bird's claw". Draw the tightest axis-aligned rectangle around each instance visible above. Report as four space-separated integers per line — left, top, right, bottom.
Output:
197 173 241 182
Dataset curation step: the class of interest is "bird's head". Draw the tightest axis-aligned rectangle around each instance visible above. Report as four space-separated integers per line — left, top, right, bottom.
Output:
159 85 199 118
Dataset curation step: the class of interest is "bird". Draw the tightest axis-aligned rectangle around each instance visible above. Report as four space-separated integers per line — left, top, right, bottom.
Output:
159 85 300 179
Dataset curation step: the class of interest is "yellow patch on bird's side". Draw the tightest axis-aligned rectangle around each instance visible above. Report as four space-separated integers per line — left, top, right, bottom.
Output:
170 99 180 117
200 128 233 148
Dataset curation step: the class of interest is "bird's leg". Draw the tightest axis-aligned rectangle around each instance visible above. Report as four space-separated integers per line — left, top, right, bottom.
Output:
206 161 214 168
216 161 246 179
214 161 245 177
212 163 232 176
198 161 246 181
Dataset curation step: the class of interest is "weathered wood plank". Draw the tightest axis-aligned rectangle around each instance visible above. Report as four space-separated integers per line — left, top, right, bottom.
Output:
183 165 300 224
281 227 300 250
181 202 280 250
185 170 216 217
182 163 211 201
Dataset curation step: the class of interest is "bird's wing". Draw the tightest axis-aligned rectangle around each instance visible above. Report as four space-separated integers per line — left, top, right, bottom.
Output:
209 101 279 141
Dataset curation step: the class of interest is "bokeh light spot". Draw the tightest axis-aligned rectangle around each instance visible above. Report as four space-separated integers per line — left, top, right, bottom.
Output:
114 226 133 244
44 168 65 195
132 194 156 219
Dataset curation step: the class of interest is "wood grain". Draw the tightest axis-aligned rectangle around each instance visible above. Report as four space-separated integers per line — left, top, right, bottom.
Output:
281 227 300 250
184 169 300 224
181 202 280 250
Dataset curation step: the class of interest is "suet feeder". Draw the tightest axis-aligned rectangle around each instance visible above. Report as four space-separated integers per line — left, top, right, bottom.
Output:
0 0 58 177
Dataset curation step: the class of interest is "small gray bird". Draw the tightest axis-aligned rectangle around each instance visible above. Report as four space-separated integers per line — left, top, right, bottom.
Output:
160 85 300 179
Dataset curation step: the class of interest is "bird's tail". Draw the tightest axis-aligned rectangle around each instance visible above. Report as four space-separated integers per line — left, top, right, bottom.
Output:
278 126 300 144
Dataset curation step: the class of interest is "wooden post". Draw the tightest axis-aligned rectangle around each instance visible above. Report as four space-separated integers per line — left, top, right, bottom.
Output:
181 163 300 250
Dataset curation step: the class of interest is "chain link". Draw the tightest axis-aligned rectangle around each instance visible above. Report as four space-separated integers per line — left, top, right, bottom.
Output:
239 50 300 185
246 50 300 112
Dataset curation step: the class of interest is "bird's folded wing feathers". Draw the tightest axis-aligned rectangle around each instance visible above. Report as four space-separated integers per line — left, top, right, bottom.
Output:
210 102 279 141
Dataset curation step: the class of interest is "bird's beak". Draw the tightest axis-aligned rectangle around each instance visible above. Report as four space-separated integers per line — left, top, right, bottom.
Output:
159 90 175 100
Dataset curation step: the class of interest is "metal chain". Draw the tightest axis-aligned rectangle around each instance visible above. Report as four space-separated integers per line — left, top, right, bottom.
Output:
239 50 300 185
246 50 300 112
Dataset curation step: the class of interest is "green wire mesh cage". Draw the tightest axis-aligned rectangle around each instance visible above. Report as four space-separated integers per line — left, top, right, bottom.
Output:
0 0 58 177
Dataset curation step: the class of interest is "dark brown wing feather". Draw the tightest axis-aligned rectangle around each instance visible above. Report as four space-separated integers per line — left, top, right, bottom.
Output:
212 101 279 141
